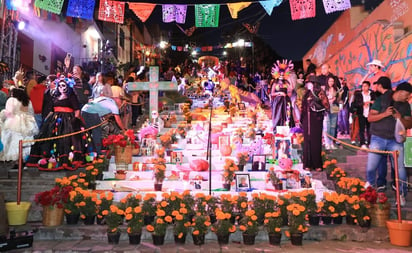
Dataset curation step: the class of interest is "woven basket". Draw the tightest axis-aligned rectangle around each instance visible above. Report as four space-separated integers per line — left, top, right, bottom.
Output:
370 204 390 227
114 145 133 165
42 206 64 226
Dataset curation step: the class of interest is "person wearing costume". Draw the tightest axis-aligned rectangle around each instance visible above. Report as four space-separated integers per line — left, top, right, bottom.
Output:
26 77 92 171
0 88 38 162
301 77 329 171
270 60 295 134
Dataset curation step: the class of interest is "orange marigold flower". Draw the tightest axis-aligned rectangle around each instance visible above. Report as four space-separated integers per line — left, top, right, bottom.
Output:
146 225 154 232
193 230 200 235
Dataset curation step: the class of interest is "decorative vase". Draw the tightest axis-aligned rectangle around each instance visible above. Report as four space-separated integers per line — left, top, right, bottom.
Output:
83 215 96 225
268 233 282 246
370 204 390 227
42 206 64 227
217 234 230 245
65 213 80 225
333 216 343 225
359 219 371 232
107 231 121 244
238 164 244 171
222 183 231 191
192 233 205 246
154 183 163 191
386 220 412 247
346 215 357 225
152 234 165 246
174 234 187 244
242 233 256 245
290 232 303 246
308 215 320 226
321 216 332 225
273 182 283 190
144 215 155 225
128 233 142 245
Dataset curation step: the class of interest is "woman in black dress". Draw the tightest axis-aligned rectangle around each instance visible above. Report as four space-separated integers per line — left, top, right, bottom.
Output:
26 77 92 170
301 77 329 171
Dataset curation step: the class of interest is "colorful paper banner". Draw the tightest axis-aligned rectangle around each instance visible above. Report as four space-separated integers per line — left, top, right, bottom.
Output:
289 0 316 20
259 0 282 16
34 0 65 14
195 4 220 28
66 0 95 20
98 0 125 24
128 3 156 22
323 0 351 14
227 2 251 19
162 4 187 24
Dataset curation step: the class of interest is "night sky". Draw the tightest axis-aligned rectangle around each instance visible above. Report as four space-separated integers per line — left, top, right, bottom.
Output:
144 0 344 61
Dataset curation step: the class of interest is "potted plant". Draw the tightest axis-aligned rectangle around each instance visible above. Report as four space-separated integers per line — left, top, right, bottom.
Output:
360 186 389 227
236 152 249 171
238 209 259 245
34 185 72 226
322 158 338 175
84 165 99 189
211 210 237 245
267 167 283 190
286 203 308 246
329 167 347 181
102 130 138 164
191 214 211 245
146 210 173 246
125 205 144 244
152 158 167 191
142 193 157 225
264 210 283 245
103 204 124 244
234 192 248 222
63 188 84 225
171 211 191 244
77 189 98 225
96 192 113 225
220 194 236 223
305 190 321 226
222 159 238 190
336 177 366 196
319 192 346 225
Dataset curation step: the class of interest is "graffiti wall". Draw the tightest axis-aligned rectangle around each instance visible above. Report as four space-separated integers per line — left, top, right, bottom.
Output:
330 21 412 87
304 0 412 88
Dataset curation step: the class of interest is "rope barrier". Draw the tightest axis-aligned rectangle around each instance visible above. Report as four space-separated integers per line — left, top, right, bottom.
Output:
20 119 109 144
326 133 395 155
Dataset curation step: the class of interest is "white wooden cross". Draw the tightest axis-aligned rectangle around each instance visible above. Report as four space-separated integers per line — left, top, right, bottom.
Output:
126 66 177 116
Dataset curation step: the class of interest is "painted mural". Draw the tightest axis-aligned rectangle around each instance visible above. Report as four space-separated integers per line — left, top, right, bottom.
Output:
313 20 412 88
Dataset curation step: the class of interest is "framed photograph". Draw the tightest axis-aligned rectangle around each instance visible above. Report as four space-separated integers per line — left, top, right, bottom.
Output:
218 135 230 148
251 155 266 171
170 151 183 164
236 173 250 191
274 138 291 160
238 102 246 110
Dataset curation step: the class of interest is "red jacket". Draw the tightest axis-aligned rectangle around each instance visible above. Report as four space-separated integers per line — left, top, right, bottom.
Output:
30 84 47 114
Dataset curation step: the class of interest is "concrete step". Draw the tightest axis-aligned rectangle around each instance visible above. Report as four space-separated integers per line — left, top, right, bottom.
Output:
25 222 389 243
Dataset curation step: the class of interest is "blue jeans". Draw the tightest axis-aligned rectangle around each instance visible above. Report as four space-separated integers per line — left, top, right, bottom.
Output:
366 135 407 195
323 112 338 146
338 106 349 134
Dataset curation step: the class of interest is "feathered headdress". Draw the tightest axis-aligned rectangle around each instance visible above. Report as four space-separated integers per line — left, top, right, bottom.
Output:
55 73 76 88
271 59 294 80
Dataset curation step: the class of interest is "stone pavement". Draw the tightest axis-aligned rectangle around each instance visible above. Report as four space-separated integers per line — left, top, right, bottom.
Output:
10 238 412 253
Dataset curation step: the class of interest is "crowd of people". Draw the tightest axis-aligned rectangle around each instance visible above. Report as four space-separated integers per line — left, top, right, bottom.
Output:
0 56 411 206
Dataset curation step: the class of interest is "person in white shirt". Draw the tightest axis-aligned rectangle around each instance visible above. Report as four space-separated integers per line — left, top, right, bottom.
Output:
359 81 376 149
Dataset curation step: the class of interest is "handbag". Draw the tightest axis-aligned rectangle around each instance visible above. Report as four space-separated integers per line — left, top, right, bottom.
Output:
394 118 406 143
331 104 340 114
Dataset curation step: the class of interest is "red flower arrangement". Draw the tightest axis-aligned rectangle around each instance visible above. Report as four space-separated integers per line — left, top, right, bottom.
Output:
34 185 73 208
102 130 139 149
360 186 389 210
262 133 274 146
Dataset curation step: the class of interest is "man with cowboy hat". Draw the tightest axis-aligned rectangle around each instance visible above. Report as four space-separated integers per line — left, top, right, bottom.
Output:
360 59 388 86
